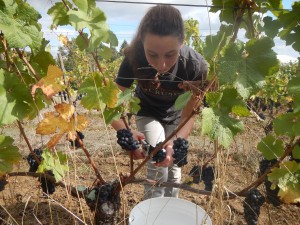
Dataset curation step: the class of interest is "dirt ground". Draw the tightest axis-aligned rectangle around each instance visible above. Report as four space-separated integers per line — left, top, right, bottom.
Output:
0 105 299 225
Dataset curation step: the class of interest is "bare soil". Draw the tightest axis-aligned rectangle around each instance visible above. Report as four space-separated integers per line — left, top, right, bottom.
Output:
0 105 299 225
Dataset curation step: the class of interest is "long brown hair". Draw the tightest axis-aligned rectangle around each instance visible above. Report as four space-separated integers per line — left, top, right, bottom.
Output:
124 5 185 74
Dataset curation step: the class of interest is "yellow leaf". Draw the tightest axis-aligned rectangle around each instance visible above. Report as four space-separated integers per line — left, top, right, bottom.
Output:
278 186 300 204
56 116 71 133
36 112 59 135
58 34 69 46
76 114 89 131
47 133 65 149
31 65 65 99
55 103 75 120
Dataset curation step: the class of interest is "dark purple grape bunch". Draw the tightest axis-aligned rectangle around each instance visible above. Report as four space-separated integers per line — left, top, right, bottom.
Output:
202 166 214 191
259 158 281 206
40 170 55 195
26 148 43 172
116 129 140 151
172 138 189 167
86 182 121 212
243 188 265 225
148 142 166 163
189 165 201 184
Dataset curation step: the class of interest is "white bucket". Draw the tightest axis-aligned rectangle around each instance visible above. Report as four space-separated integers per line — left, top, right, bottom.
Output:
129 197 212 225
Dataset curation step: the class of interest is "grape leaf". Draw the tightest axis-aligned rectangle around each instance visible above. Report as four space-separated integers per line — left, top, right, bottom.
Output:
201 107 244 148
37 149 69 182
263 16 282 39
100 80 119 108
31 65 66 99
292 144 300 160
287 77 300 113
36 103 88 148
30 50 56 73
73 0 88 13
219 37 279 99
203 24 232 60
273 112 300 137
0 11 35 48
175 91 192 110
257 135 284 160
268 161 300 203
205 92 222 107
103 106 122 125
78 72 104 110
47 2 70 29
0 135 21 175
0 69 44 125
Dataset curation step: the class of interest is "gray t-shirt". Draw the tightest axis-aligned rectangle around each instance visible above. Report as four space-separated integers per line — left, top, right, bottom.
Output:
115 45 208 125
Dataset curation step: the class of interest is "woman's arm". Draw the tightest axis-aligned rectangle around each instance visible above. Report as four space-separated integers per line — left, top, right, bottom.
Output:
111 83 145 159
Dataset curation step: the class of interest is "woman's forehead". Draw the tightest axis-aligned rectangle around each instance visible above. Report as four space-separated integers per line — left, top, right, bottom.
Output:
143 33 181 53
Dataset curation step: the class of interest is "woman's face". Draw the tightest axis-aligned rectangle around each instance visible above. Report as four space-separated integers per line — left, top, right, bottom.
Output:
143 33 182 74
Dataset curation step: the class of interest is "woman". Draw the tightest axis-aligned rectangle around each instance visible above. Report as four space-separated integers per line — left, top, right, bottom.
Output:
112 4 208 199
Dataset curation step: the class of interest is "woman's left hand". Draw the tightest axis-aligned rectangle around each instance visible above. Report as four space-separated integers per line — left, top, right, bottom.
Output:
154 144 174 167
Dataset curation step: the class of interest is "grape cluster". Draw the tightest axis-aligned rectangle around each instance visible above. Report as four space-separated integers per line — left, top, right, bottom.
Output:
69 131 85 148
189 165 201 184
26 148 43 172
116 129 140 151
202 166 214 191
243 188 265 225
40 170 55 195
148 142 166 163
86 182 121 212
172 138 189 167
259 158 281 206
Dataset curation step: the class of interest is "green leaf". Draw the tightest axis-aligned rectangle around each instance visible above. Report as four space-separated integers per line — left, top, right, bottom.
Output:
47 2 70 29
175 91 192 110
100 80 120 108
75 33 88 51
15 0 41 27
205 92 222 107
31 50 56 73
292 144 300 160
79 72 104 110
37 149 68 182
257 135 284 160
103 106 122 125
98 45 113 60
203 24 232 60
287 77 300 113
201 108 244 148
67 7 106 31
263 16 282 39
0 135 21 175
268 161 300 203
0 11 34 48
0 69 44 125
218 37 279 99
129 97 140 114
273 112 300 137
73 0 88 13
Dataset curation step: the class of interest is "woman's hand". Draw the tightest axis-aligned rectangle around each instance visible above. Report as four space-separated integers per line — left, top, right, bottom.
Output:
131 129 145 141
130 130 145 160
154 144 174 167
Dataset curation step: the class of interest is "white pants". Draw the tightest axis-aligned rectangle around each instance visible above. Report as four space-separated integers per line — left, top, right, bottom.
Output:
136 116 181 199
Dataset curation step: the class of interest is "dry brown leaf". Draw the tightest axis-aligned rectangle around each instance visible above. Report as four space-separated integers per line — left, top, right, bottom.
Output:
47 132 65 149
31 65 65 99
55 103 75 120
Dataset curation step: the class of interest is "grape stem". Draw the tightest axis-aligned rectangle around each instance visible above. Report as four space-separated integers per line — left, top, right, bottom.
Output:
237 137 300 196
16 120 41 164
